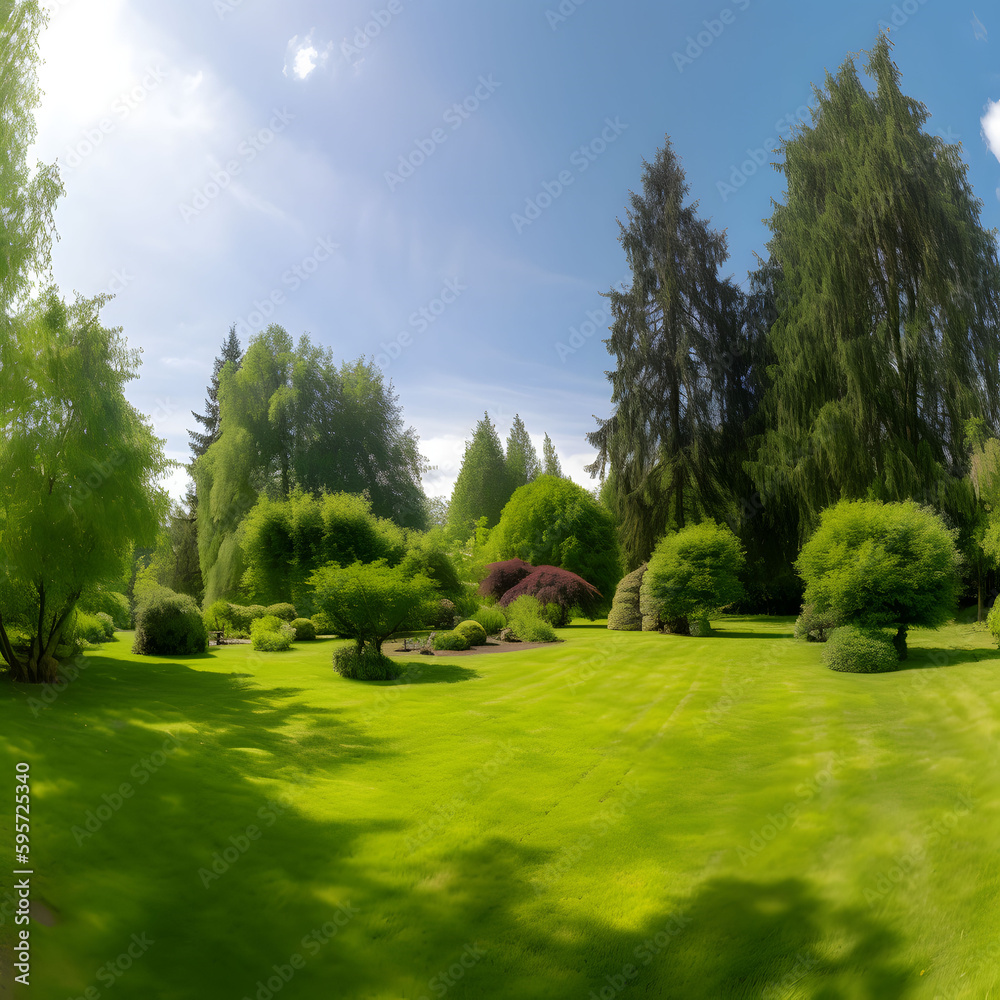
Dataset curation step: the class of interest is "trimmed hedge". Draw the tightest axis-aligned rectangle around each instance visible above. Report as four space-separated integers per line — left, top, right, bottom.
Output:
291 618 317 641
266 603 298 622
433 630 470 651
133 588 208 656
454 620 488 646
250 616 295 652
334 645 402 680
608 565 645 631
311 611 332 635
638 574 664 632
823 625 898 673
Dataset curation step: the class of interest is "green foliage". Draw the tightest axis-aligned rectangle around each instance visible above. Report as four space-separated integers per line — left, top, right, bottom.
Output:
485 475 621 605
195 329 427 604
74 612 109 646
505 414 540 491
447 412 512 540
78 589 131 630
505 595 557 643
471 605 506 636
638 573 664 632
426 599 457 630
310 559 438 654
0 292 169 682
986 602 1000 647
238 489 407 612
644 521 746 632
94 612 116 640
291 618 317 641
542 603 566 627
333 644 402 681
794 604 837 643
796 500 960 632
607 564 645 631
398 528 463 604
541 433 563 478
454 620 488 646
748 36 1000 541
225 604 269 633
311 611 332 635
585 135 753 569
433 630 470 651
250 615 295 652
265 603 298 622
132 588 208 656
203 599 230 633
823 625 898 674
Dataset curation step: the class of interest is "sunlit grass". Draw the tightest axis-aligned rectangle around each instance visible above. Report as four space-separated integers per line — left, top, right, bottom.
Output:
1 619 999 998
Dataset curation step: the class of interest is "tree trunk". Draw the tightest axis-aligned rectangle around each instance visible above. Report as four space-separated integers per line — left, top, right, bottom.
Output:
893 625 908 661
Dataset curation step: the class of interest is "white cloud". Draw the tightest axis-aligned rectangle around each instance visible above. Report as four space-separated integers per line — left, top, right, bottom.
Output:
981 99 1000 164
283 31 333 80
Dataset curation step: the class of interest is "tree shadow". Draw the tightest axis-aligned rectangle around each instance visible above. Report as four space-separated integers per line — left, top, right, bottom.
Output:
392 661 482 684
891 646 996 671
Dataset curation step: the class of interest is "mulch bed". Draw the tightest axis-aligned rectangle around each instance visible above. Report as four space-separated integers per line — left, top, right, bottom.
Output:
388 639 564 656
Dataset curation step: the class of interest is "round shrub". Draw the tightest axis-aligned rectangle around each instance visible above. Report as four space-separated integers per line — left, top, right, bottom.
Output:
823 625 898 674
291 617 317 641
203 598 230 634
471 605 506 636
79 590 131 630
454 619 488 646
433 630 470 651
74 611 109 645
505 595 557 643
644 521 745 634
226 603 269 633
311 611 332 635
608 564 645 631
426 598 458 629
266 603 298 622
334 645 402 681
250 615 295 652
133 589 208 656
95 612 116 640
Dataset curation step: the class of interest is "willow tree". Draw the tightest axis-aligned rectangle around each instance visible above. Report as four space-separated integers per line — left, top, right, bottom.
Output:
586 135 751 568
748 34 1000 538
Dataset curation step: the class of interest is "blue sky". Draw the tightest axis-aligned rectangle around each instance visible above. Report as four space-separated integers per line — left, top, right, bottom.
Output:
29 0 1000 506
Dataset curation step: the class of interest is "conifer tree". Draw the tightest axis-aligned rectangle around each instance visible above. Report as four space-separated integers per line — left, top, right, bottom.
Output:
447 412 511 540
505 414 540 490
542 433 563 478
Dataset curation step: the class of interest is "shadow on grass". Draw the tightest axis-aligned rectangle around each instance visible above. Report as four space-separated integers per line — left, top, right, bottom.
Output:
891 646 997 671
395 661 481 684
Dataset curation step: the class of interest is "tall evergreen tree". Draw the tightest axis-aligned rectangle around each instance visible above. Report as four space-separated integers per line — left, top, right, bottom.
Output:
586 135 750 568
188 325 243 462
748 34 1000 539
505 414 540 490
542 433 563 478
447 412 511 540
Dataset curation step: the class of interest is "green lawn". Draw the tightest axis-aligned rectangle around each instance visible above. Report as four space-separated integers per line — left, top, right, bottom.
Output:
2 618 1000 998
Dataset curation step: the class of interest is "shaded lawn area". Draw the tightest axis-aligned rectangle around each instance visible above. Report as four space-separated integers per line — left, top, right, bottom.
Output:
1 619 999 998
